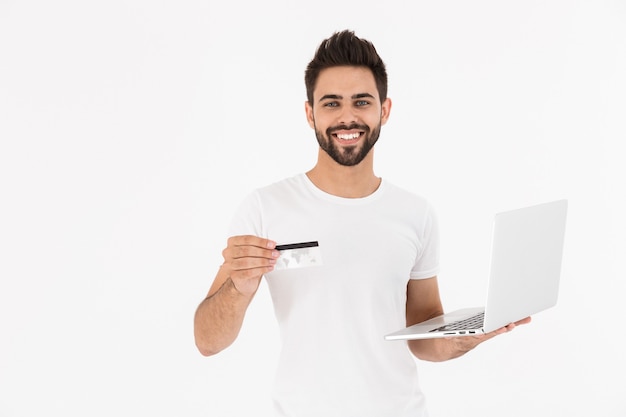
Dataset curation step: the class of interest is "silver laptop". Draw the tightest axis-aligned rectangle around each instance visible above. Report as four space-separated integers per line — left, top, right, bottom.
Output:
385 199 568 341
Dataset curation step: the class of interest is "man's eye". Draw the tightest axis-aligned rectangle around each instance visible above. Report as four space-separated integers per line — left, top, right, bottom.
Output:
324 102 339 108
355 100 370 106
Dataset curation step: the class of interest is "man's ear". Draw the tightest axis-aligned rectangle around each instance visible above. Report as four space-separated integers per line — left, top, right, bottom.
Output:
304 101 315 129
380 97 392 126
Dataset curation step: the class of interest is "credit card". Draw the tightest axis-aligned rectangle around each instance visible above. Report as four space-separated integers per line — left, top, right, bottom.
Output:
274 241 322 270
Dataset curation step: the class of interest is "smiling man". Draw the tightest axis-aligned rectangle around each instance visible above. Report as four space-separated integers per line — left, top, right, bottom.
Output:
194 30 527 417
305 65 389 199
309 67 387 168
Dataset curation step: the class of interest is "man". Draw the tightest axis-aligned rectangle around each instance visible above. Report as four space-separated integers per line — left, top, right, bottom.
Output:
194 30 529 417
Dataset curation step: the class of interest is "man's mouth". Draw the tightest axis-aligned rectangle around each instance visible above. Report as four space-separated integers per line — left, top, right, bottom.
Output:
330 129 366 144
327 124 369 145
334 132 362 141
333 132 363 142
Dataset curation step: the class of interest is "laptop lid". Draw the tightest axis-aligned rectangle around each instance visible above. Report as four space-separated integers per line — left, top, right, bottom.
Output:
482 198 568 332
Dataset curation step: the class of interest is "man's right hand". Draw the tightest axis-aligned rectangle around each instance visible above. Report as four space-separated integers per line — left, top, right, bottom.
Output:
195 235 278 356
219 235 279 296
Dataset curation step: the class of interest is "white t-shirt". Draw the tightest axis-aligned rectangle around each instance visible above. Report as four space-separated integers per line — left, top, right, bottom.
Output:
228 173 439 417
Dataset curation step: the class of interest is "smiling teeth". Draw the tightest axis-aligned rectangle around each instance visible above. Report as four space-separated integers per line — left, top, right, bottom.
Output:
337 133 360 140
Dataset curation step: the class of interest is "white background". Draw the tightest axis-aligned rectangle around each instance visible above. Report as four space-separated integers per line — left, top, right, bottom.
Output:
1 1 624 416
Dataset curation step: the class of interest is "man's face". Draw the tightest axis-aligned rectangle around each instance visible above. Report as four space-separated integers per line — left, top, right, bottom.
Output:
305 66 391 167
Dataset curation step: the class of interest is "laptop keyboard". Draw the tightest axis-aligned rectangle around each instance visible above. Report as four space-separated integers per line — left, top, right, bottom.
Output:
429 311 485 332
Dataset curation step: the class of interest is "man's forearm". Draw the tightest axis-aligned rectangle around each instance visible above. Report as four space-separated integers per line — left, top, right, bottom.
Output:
194 278 254 356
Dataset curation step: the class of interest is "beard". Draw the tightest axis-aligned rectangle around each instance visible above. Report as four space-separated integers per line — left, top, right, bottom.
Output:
315 122 381 167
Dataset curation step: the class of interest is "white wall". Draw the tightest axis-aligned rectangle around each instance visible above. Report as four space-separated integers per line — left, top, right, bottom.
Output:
1 1 624 416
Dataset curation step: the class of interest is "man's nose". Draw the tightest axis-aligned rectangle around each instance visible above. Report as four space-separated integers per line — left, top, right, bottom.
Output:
337 106 357 126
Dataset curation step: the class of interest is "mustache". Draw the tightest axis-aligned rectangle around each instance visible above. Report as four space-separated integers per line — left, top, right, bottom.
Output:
326 123 370 135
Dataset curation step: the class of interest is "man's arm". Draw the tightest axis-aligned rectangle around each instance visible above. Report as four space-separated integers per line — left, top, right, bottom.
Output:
193 235 278 356
405 277 531 362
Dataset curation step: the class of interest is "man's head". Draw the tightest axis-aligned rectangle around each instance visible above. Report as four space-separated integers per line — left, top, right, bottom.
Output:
305 30 388 106
304 31 391 167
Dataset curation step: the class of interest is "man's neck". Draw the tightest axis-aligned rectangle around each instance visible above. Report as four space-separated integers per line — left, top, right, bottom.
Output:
306 152 381 199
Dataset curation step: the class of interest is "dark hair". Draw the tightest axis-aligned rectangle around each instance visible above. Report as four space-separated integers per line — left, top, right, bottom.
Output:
305 30 388 105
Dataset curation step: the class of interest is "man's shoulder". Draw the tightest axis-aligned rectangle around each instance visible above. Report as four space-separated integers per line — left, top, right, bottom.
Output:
241 174 309 205
382 179 433 209
256 173 305 194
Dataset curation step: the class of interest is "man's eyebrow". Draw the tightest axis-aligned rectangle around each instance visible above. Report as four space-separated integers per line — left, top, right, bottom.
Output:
319 94 342 102
318 93 375 102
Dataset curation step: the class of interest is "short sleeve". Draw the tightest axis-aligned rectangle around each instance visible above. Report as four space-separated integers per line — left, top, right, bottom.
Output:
227 190 265 238
410 203 440 279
